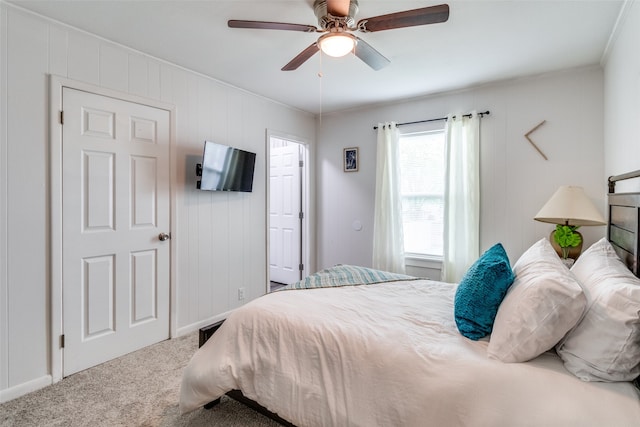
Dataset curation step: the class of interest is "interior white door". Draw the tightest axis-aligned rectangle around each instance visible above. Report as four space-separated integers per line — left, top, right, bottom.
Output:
269 141 302 285
62 88 170 376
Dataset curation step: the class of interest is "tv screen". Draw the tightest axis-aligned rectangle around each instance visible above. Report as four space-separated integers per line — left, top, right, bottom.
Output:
198 141 256 192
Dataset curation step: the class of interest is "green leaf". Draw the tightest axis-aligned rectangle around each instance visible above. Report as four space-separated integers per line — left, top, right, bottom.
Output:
553 224 582 249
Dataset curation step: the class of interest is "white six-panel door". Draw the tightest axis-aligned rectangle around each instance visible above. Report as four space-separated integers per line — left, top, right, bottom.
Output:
62 88 170 376
269 141 302 285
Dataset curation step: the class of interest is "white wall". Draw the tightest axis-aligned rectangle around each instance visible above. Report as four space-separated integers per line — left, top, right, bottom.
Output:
317 67 606 273
604 0 640 190
3 0 634 404
0 4 315 401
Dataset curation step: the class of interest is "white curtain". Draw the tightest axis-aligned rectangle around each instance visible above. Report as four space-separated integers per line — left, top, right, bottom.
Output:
441 112 480 283
373 122 406 273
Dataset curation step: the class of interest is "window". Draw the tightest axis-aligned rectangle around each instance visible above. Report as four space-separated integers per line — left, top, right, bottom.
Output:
399 129 445 257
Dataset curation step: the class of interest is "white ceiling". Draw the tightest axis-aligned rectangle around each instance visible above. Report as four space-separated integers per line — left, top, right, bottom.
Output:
8 0 624 114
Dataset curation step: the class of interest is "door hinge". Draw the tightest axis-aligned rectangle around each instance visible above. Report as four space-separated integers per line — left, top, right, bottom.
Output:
60 334 65 348
298 212 304 220
60 110 64 125
299 160 304 167
299 263 304 271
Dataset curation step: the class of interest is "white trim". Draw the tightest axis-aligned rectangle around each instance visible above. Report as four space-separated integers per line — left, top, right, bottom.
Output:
175 310 234 337
0 375 52 403
167 83 178 340
265 129 315 291
405 256 443 281
49 75 177 383
0 1 8 393
405 255 443 270
600 0 634 65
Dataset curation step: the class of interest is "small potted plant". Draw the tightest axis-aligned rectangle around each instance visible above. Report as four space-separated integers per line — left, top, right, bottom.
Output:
553 224 582 260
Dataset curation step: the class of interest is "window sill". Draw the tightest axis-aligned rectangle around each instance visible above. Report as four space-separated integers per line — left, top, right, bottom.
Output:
405 255 443 270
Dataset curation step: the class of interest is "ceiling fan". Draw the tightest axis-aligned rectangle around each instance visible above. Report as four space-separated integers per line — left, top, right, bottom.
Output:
228 0 449 71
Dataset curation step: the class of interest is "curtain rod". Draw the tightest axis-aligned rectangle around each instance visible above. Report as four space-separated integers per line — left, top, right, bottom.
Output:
372 110 490 130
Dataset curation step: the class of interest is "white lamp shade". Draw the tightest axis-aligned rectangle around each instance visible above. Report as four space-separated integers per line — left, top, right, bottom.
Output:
534 186 606 226
319 33 356 57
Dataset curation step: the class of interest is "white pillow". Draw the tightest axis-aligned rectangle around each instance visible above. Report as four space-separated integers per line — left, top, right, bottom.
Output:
487 238 586 363
556 238 640 382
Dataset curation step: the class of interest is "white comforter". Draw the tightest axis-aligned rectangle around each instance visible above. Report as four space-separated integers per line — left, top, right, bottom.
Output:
179 279 640 426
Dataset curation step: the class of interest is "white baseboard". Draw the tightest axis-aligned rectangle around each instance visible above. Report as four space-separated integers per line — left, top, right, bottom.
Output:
175 310 233 337
0 375 52 403
1 313 237 403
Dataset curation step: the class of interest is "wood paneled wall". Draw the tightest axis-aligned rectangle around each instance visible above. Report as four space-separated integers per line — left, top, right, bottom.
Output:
0 3 314 401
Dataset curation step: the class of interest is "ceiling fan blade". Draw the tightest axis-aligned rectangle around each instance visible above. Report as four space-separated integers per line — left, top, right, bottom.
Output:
326 0 351 17
228 20 317 33
354 37 390 71
357 4 450 32
282 42 320 71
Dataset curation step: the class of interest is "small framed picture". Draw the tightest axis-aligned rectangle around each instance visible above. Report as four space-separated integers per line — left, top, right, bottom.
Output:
343 147 359 172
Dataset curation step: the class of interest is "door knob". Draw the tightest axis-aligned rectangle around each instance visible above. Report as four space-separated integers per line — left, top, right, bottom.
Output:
158 233 171 241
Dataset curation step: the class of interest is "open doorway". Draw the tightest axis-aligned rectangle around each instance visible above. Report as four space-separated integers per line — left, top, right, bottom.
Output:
268 133 309 292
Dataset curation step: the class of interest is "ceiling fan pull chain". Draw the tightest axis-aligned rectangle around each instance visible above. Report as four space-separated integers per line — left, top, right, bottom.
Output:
318 54 323 123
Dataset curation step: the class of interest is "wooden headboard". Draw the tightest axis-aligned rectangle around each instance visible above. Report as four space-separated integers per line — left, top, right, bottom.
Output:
608 170 640 277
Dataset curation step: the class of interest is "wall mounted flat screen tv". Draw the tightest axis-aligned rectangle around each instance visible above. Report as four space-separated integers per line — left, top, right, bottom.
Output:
197 141 256 192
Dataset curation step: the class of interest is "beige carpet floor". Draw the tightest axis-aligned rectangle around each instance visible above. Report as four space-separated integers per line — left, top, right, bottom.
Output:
0 332 281 426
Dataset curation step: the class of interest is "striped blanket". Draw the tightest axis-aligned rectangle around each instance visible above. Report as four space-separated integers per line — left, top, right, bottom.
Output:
282 265 418 290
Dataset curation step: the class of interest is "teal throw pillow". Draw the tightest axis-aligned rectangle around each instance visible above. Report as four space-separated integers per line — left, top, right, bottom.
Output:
454 243 515 340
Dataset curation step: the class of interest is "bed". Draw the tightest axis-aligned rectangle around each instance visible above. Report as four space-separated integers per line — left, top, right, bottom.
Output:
179 173 640 426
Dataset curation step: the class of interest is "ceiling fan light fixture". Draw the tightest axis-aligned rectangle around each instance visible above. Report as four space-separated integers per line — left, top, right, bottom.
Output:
319 33 356 57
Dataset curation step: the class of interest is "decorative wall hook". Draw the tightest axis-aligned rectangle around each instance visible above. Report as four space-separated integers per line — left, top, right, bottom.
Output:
524 120 548 160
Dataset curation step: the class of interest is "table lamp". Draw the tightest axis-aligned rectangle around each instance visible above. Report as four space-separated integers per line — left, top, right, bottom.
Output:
534 186 606 259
